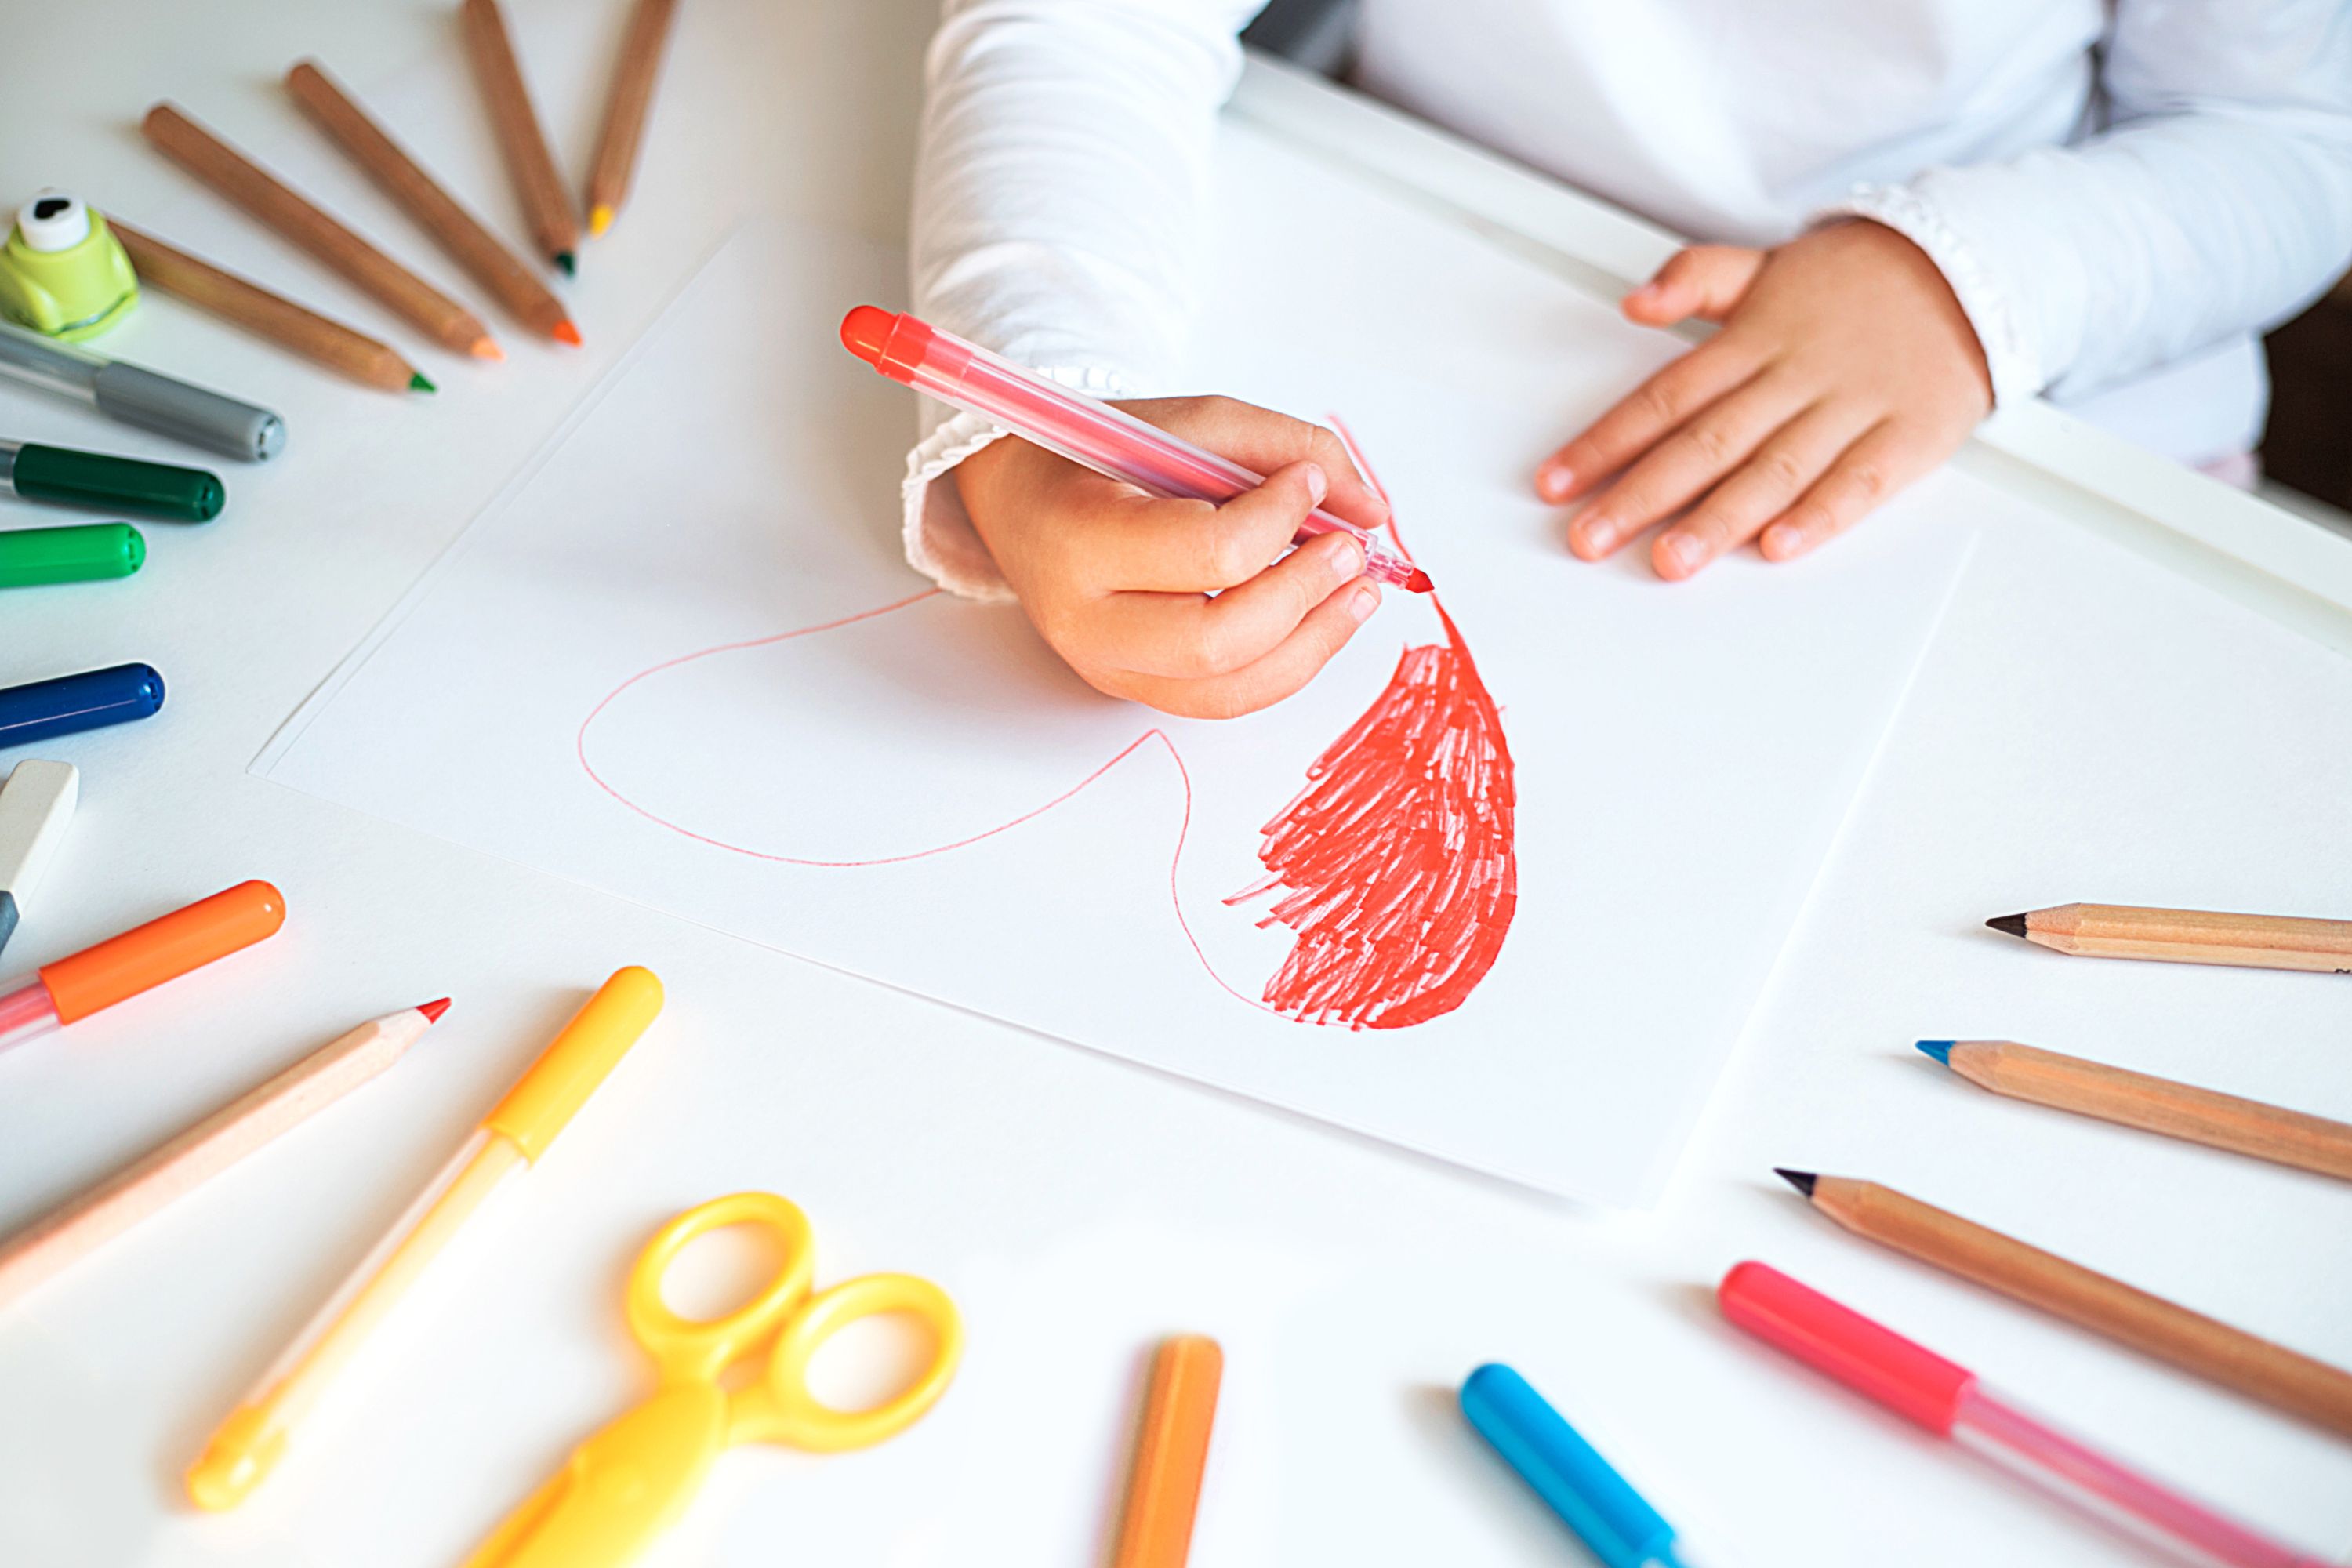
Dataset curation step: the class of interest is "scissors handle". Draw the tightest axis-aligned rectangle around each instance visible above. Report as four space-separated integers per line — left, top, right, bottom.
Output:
626 1191 816 1385
732 1270 964 1451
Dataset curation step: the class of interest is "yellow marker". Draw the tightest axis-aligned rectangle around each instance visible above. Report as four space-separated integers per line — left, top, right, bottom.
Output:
187 967 664 1510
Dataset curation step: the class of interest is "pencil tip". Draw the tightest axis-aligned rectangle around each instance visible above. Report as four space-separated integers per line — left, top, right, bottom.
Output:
409 372 437 393
416 997 452 1023
553 319 583 347
1987 913 2029 938
1915 1040 1954 1065
587 205 613 238
554 251 576 277
472 338 506 362
1773 1167 1817 1197
1405 568 1433 593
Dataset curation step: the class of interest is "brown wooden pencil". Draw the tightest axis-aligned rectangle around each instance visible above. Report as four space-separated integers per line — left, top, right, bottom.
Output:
1922 1040 2352 1182
0 1003 448 1311
1988 902 2352 974
585 0 681 238
285 60 579 347
142 102 501 361
1776 1171 2352 1437
108 220 432 393
460 0 579 274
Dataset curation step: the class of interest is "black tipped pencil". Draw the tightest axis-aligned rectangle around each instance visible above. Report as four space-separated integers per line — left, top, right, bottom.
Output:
1918 1039 2352 1181
1987 902 2352 973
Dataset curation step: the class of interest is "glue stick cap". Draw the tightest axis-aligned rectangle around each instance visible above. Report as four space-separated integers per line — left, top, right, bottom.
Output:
16 192 91 252
38 880 286 1022
484 966 663 1160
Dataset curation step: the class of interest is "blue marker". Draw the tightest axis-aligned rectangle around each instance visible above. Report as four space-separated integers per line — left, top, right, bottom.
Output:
1460 1364 1704 1568
0 662 165 750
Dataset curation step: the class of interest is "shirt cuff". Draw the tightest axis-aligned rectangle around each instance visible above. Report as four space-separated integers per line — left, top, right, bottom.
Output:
899 363 1141 602
1817 185 2043 411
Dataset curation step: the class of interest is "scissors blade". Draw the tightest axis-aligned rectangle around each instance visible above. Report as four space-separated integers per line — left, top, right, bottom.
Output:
461 1385 729 1568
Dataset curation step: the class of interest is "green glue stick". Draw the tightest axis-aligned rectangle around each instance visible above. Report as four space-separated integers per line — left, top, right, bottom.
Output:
0 522 146 587
0 439 223 522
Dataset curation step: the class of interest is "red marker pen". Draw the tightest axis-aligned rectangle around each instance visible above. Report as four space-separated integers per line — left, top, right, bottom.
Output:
840 306 1432 594
0 880 285 1054
1719 1261 2325 1568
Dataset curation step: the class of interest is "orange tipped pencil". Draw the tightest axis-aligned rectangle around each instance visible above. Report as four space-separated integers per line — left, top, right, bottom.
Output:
0 1001 448 1310
1112 1335 1223 1568
108 220 432 392
142 103 500 361
286 61 579 347
460 0 579 275
1987 902 2352 974
1918 1040 2352 1182
586 0 680 238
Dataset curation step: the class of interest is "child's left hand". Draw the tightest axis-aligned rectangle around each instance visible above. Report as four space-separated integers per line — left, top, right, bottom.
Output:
1536 220 1993 579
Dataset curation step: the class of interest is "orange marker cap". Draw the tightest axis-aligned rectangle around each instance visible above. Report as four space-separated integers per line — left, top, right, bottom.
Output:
38 880 286 1023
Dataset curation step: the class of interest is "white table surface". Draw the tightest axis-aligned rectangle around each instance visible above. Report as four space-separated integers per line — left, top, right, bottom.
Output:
2 5 2349 1566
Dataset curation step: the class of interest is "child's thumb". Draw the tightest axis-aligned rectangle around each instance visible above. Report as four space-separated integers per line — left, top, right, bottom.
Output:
1624 246 1765 326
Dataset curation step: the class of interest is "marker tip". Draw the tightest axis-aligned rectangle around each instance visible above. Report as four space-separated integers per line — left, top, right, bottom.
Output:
1405 568 1433 593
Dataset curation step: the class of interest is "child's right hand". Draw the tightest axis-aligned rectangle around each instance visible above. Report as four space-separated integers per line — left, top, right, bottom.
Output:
954 395 1392 719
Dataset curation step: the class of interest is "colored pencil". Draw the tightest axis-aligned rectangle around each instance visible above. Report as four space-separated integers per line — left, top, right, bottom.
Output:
1775 1170 2352 1438
1920 1040 2352 1182
285 61 579 347
459 0 579 274
1988 902 2352 974
1112 1335 1223 1568
108 219 431 393
0 1002 448 1310
585 0 680 238
142 103 500 362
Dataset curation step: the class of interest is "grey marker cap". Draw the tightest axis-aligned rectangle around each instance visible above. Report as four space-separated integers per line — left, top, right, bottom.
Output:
91 361 285 461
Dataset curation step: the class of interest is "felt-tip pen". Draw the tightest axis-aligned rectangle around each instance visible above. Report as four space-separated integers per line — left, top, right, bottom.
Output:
1460 1364 1710 1568
0 880 285 1054
0 321 283 462
840 306 1432 594
0 439 224 521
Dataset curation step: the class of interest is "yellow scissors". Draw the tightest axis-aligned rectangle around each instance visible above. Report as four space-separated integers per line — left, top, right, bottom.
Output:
462 1191 963 1568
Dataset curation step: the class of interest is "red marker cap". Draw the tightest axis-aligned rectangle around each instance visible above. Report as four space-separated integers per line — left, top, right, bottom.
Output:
40 880 287 1022
1717 1261 1975 1434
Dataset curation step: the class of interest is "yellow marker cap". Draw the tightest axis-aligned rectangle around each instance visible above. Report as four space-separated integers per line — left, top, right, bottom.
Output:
484 966 662 1160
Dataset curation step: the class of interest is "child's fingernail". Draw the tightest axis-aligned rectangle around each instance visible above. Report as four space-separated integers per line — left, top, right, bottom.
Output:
1330 533 1367 578
1301 463 1327 504
1537 464 1573 502
1762 522 1799 557
1663 533 1704 572
1576 516 1615 554
1348 583 1381 622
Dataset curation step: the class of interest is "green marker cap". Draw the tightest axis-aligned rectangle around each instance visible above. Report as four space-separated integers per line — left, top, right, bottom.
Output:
0 521 145 587
3 441 223 522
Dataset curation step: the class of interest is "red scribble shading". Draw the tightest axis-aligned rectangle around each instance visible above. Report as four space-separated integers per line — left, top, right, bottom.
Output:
575 423 1517 1030
1227 420 1518 1028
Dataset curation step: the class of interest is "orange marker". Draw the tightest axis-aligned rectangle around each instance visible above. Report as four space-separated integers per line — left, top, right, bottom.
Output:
1112 1335 1223 1568
0 880 285 1054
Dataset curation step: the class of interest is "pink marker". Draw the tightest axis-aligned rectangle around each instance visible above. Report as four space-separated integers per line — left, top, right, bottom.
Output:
839 306 1432 594
1719 1262 2327 1568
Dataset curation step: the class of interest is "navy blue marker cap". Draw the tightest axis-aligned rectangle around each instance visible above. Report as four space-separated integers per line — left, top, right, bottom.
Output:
0 662 165 750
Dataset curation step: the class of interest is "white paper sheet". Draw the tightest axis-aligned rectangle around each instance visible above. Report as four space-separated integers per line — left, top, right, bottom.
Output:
256 126 1984 1203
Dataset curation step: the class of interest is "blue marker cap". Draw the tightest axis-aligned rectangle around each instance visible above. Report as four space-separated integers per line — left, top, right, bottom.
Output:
1461 1363 1684 1568
0 662 165 750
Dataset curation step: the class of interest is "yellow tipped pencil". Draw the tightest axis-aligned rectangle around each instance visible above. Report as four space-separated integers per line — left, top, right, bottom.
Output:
1777 1170 2352 1438
1919 1040 2352 1182
187 968 662 1511
1987 902 2352 974
586 0 681 238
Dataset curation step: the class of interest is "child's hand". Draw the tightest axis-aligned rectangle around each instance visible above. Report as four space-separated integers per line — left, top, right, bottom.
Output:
955 395 1392 719
1537 220 1993 579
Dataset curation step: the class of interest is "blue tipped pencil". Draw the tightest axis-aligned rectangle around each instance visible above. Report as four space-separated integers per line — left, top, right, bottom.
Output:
1459 1363 1706 1568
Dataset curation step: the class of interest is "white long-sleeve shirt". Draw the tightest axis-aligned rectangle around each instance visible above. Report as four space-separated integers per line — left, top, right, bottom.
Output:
902 0 2352 599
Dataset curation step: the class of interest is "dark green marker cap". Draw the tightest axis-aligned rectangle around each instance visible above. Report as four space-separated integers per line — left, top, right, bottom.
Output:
0 521 145 587
6 441 223 522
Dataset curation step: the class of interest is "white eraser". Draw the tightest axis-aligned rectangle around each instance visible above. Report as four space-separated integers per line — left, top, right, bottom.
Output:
0 759 78 911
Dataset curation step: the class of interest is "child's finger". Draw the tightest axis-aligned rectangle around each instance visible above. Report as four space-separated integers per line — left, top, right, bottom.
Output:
1759 421 1918 561
1093 531 1368 681
1650 404 1869 579
1152 398 1390 531
1118 576 1382 720
1623 245 1766 327
1535 339 1763 504
1566 373 1804 560
1098 459 1333 593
